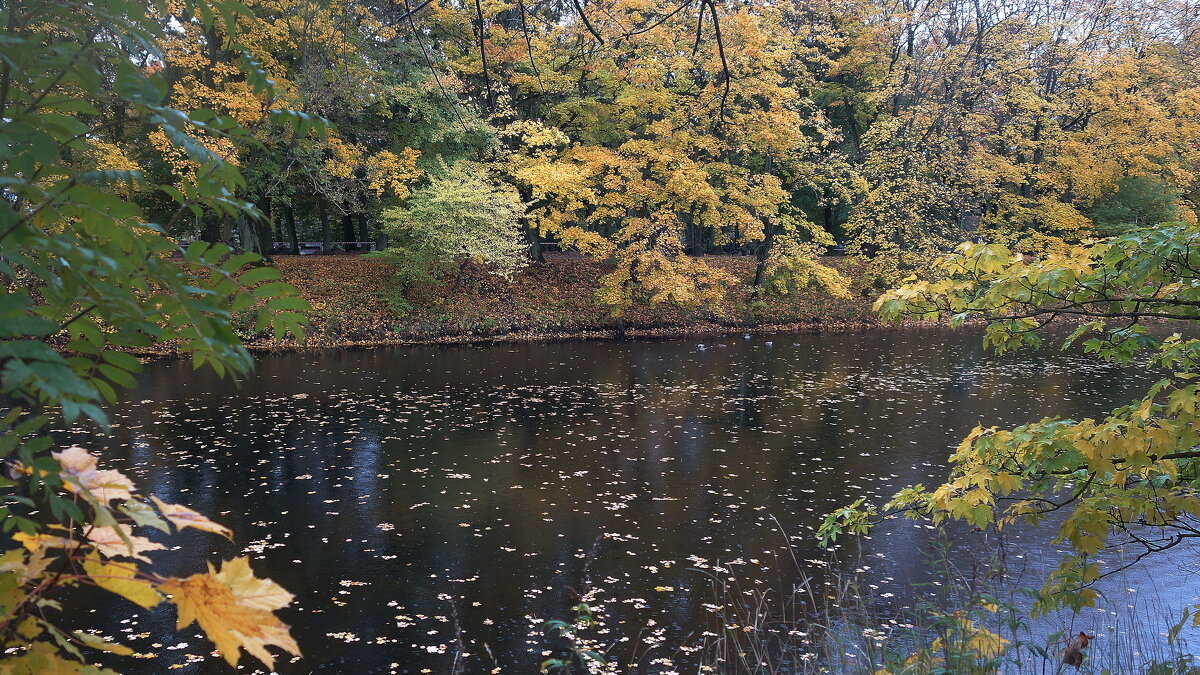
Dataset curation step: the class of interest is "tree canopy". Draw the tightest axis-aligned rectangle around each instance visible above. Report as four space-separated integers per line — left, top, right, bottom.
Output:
38 0 1197 312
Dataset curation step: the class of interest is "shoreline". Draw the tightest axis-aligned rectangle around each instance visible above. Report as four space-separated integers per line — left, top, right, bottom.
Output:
240 317 885 353
122 318 981 359
115 254 1004 358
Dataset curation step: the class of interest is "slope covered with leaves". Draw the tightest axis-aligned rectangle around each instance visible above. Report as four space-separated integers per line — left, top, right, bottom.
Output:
239 254 878 349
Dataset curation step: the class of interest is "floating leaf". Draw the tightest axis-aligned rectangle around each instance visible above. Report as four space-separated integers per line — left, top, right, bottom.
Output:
73 631 135 656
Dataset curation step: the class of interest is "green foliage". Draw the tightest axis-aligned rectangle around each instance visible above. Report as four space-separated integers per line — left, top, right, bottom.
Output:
541 602 607 674
1088 176 1181 236
0 0 312 668
381 163 527 278
760 233 851 298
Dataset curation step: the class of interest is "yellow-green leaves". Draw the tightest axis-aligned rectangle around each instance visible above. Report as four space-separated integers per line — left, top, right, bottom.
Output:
0 447 298 672
81 555 163 610
826 222 1200 617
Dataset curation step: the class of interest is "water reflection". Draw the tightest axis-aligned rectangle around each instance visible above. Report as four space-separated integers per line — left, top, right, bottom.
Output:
56 327 1193 673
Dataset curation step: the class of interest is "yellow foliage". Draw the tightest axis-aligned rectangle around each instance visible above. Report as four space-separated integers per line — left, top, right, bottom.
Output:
82 554 164 609
163 557 300 668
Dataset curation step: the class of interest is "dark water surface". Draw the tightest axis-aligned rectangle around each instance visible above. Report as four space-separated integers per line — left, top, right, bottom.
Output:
58 328 1199 673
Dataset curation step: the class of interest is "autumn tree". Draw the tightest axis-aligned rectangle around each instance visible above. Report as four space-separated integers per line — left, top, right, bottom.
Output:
423 0 851 310
820 0 1200 281
150 0 428 252
379 161 527 280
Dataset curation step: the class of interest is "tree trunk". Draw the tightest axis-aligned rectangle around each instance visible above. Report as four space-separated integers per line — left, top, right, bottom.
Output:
823 193 843 249
255 195 273 261
341 212 355 249
752 222 775 295
690 221 705 256
319 200 331 252
752 151 775 294
358 214 369 250
523 223 544 263
284 205 300 255
201 215 221 244
514 184 544 263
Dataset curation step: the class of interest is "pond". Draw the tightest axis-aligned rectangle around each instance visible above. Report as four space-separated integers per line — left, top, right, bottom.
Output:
57 327 1198 673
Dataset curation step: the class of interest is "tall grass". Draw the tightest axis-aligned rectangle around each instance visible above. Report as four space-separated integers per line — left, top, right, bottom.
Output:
542 528 1200 674
687 530 1200 674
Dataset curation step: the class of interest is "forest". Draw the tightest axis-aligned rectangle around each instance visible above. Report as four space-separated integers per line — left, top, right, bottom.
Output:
23 0 1200 310
3 0 1200 672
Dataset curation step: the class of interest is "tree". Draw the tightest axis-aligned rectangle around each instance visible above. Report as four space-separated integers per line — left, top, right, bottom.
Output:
0 0 311 668
428 0 849 311
379 162 527 279
820 222 1200 620
152 0 428 251
1088 176 1181 236
827 0 1200 280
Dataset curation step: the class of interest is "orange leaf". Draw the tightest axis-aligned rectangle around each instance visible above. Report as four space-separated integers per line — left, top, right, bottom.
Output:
162 557 299 668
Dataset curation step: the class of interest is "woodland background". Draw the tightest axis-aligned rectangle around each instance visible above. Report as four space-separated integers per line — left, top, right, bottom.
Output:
92 0 1200 324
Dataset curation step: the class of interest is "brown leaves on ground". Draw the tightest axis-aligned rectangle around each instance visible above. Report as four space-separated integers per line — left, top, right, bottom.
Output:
246 254 877 350
162 557 300 668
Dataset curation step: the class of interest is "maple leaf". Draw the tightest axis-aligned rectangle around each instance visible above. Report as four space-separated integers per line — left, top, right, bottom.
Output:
52 446 96 474
162 557 299 668
53 446 135 502
82 553 163 609
11 532 79 553
149 495 233 539
86 525 165 563
120 499 170 533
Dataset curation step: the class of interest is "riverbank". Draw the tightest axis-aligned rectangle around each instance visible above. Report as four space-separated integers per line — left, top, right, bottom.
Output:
236 253 883 351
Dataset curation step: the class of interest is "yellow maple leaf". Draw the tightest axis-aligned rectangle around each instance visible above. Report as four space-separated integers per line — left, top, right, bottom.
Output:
162 557 299 668
82 553 163 609
11 532 78 553
149 495 233 539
